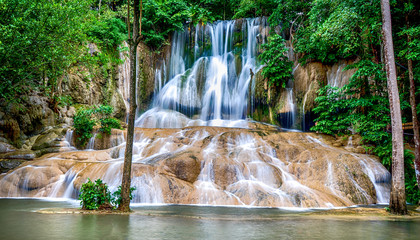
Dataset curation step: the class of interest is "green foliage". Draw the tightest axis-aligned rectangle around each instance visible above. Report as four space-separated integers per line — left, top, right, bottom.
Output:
57 95 74 107
312 60 390 141
79 178 112 210
111 185 136 208
403 150 420 204
73 105 122 147
291 0 382 64
0 0 93 102
311 86 352 135
258 34 293 87
232 0 276 19
188 4 215 25
79 178 136 210
268 0 310 29
74 107 97 147
140 0 191 49
100 118 122 135
86 17 127 50
189 0 239 20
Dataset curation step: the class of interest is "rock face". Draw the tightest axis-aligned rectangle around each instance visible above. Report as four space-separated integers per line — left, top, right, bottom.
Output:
0 41 159 163
0 95 56 145
119 41 168 115
250 59 356 130
0 126 390 208
58 62 127 120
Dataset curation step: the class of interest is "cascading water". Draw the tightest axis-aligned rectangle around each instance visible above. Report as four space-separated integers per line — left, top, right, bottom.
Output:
118 41 131 111
136 18 266 128
0 18 391 208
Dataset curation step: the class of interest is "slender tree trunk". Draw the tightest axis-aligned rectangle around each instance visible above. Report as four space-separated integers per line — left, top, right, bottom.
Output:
98 0 102 17
408 54 420 192
406 16 420 193
381 0 407 215
119 0 142 212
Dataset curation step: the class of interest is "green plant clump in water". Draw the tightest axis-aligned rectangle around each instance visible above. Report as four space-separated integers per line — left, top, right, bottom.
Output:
79 178 112 210
258 34 293 88
79 178 135 210
73 105 122 147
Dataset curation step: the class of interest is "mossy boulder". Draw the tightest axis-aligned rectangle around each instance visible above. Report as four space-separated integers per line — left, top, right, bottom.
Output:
0 159 26 173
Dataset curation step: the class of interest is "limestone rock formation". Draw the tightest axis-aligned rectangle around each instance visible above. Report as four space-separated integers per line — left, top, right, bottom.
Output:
0 126 390 208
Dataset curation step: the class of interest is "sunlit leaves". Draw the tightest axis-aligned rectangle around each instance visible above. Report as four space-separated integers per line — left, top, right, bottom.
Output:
258 34 293 88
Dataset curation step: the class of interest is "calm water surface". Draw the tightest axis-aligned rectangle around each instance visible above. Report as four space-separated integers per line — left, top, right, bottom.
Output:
0 199 419 240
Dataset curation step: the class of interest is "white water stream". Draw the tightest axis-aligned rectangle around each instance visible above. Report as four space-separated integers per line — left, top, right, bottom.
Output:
136 18 266 128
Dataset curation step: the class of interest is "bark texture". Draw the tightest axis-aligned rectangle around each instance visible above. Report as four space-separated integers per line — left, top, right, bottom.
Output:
406 16 420 193
119 0 142 212
381 0 407 215
408 57 420 192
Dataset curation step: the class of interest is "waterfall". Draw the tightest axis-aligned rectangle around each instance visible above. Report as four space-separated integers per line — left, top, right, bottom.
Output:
118 41 130 111
0 18 391 208
136 18 267 128
281 87 296 129
327 62 349 88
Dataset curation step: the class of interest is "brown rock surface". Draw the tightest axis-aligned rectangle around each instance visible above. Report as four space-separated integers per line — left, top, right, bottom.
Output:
0 127 391 208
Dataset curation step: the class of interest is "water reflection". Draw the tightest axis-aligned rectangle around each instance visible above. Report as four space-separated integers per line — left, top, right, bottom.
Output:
1 199 419 240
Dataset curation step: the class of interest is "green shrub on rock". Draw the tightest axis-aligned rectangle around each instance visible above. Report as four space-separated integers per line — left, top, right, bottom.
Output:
258 34 293 88
73 107 96 147
73 105 122 147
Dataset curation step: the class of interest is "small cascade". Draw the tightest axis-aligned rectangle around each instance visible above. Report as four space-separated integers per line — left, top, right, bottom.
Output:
85 133 97 150
327 62 348 88
60 129 77 151
301 92 309 131
154 61 166 95
118 41 130 111
279 87 296 129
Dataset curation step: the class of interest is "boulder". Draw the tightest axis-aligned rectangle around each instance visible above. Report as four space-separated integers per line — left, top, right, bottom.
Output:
158 152 201 183
0 159 26 173
32 131 59 150
0 150 36 160
0 142 15 153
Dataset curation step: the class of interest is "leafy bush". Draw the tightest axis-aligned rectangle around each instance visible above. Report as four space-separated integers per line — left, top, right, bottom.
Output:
73 105 122 147
73 107 96 147
79 179 136 210
232 0 277 19
289 0 382 64
100 118 122 135
258 34 293 87
86 17 127 50
311 86 352 135
312 60 390 140
0 0 91 103
79 178 112 210
142 0 190 49
112 186 136 208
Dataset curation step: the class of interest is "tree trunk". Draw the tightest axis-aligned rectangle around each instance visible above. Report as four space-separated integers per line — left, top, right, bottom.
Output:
98 0 102 17
381 0 407 215
408 56 420 192
406 16 420 193
119 0 142 212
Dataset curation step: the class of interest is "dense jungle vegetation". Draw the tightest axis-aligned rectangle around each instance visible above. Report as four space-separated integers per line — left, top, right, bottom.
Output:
0 0 419 203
